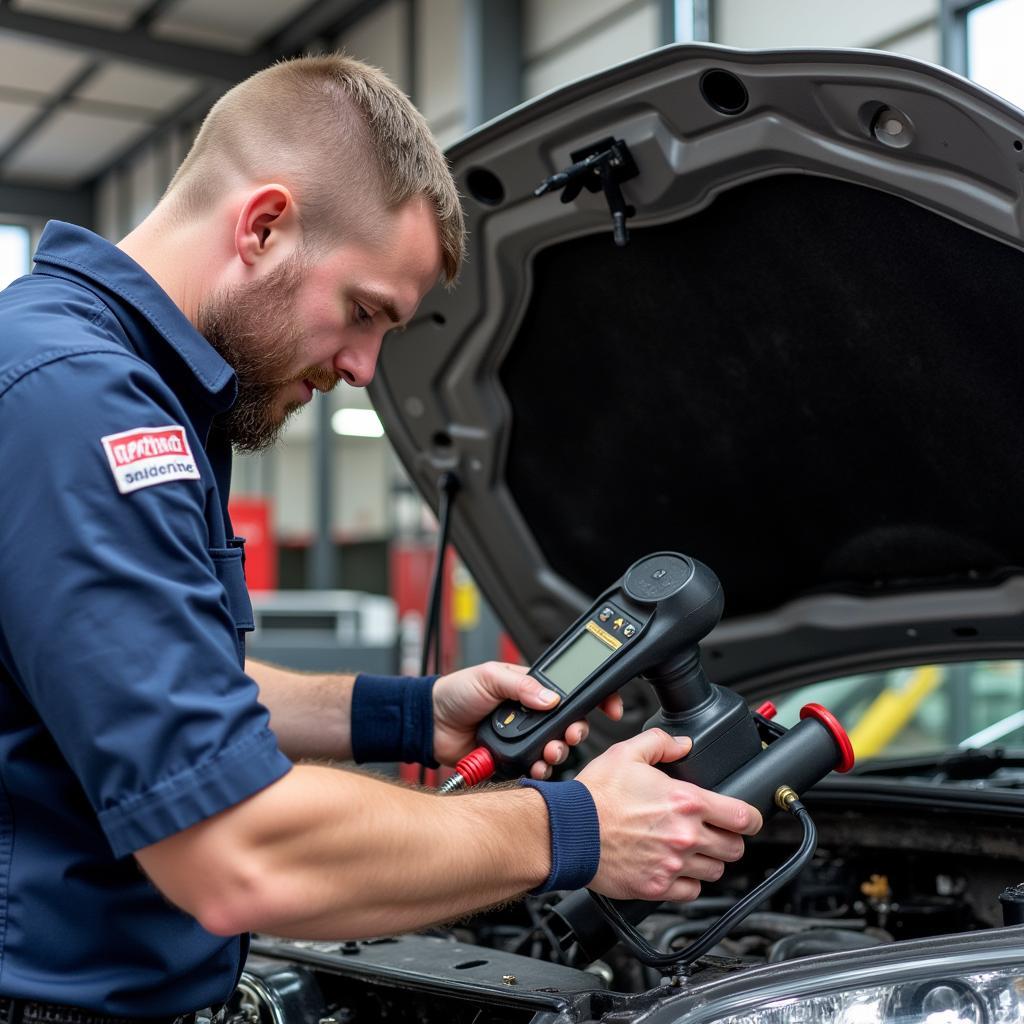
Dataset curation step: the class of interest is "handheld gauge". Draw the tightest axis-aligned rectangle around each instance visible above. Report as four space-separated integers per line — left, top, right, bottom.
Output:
439 552 724 791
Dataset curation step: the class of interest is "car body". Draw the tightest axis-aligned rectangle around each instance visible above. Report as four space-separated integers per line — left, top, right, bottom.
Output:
234 43 1024 1023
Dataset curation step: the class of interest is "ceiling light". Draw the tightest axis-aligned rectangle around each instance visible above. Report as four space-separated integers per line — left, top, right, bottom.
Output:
331 408 384 437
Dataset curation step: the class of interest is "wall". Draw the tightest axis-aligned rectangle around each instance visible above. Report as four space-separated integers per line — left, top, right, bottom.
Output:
233 396 394 543
523 0 664 98
715 0 940 61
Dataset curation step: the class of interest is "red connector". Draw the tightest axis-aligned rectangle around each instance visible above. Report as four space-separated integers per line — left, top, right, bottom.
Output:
454 746 496 788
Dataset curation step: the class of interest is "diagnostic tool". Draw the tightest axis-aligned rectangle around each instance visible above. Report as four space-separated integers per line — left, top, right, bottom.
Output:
438 550 855 974
440 551 726 790
440 549 852 816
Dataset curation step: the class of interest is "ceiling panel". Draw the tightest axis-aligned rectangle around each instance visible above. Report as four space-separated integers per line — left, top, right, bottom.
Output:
4 108 151 186
0 29 91 94
151 0 313 53
11 0 150 30
76 61 200 113
0 99 47 151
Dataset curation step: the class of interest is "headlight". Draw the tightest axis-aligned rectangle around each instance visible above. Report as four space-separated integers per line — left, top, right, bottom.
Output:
715 967 1024 1023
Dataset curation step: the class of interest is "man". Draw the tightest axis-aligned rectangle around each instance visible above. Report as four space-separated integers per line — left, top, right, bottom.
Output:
0 55 761 1020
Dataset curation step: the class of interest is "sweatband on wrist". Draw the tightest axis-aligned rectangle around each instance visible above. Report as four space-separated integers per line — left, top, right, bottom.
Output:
350 674 439 767
519 778 601 894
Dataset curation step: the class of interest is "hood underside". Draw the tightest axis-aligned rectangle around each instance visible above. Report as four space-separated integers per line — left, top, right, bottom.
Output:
370 44 1024 688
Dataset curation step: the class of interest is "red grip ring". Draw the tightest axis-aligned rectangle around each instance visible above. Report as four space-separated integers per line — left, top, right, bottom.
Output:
755 700 778 720
455 746 496 787
799 703 855 773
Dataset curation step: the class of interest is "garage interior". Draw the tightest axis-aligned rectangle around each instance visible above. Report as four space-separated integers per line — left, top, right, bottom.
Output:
0 0 1017 686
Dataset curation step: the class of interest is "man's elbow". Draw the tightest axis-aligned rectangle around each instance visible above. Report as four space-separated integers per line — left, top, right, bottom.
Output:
136 831 280 936
189 873 262 937
189 863 332 938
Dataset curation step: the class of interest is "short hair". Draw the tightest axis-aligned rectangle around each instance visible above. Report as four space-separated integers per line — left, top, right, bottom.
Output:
165 54 465 283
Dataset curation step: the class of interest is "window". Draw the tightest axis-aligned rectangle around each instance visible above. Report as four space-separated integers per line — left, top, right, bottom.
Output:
967 0 1024 108
944 0 1024 110
774 660 1024 763
0 224 30 290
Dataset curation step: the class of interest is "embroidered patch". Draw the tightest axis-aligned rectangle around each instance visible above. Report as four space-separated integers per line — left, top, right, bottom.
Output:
100 425 200 494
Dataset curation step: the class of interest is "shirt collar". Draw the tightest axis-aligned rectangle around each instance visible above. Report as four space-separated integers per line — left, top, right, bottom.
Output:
32 221 237 411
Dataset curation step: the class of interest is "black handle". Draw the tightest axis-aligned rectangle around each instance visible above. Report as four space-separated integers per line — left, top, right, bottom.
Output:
717 715 847 817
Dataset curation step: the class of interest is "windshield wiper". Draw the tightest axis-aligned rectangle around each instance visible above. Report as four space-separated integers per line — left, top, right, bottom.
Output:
851 747 1024 783
959 708 1024 749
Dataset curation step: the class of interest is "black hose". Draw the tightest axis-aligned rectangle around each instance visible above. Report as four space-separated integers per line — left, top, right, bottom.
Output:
511 897 569 964
766 928 888 963
420 472 459 677
417 472 459 787
652 912 866 958
702 911 867 936
589 800 818 972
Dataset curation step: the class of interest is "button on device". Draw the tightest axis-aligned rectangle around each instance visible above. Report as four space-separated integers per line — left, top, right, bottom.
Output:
612 617 624 631
623 623 636 638
623 553 693 602
514 712 539 734
599 606 614 622
494 706 520 730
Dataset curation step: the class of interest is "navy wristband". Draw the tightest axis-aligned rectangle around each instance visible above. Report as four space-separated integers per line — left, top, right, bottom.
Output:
520 778 601 894
350 674 439 767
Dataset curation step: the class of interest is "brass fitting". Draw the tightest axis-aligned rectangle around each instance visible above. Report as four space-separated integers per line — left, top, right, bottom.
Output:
774 785 799 811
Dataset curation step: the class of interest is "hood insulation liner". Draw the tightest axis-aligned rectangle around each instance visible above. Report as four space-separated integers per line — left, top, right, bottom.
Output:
500 174 1024 617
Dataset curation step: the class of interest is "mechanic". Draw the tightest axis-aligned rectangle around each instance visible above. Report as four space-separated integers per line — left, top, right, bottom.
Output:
0 55 762 1021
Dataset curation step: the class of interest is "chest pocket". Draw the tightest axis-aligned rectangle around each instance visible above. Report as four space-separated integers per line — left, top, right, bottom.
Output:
208 544 255 666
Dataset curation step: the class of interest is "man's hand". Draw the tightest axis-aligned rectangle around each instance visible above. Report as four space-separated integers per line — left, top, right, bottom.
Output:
577 729 762 902
432 661 624 777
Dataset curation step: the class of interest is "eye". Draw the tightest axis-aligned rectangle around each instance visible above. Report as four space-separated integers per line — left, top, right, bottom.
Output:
354 302 373 325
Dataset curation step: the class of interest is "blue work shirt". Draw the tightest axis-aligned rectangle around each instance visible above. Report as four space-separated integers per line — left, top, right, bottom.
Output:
0 222 293 1014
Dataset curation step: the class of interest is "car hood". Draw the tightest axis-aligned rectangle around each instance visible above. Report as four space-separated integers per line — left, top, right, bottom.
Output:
370 43 1024 691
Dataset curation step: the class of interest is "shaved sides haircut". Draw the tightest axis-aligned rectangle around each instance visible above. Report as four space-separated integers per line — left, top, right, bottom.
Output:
166 54 464 282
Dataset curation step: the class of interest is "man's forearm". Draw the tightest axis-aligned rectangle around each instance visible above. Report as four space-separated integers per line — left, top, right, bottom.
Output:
247 659 355 762
137 766 550 939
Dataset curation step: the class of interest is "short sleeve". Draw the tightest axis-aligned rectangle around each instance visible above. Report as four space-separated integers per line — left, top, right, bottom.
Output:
0 351 292 858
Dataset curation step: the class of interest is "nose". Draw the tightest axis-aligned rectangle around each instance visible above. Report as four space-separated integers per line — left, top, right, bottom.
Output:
335 333 384 388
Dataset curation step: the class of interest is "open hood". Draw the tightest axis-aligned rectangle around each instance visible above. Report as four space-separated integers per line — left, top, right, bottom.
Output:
370 44 1024 690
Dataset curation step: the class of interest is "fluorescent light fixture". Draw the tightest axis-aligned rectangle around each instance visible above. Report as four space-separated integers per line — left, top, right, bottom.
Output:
331 407 384 437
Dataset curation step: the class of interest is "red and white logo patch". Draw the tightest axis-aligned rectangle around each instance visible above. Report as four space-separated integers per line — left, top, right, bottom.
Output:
100 425 201 494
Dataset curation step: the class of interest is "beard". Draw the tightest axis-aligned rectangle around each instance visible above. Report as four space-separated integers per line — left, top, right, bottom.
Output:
198 253 337 453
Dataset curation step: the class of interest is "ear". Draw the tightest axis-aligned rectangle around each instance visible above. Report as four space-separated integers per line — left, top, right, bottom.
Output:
233 184 299 268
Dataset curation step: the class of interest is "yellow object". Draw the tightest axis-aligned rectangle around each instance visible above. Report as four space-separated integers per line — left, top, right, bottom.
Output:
452 571 480 630
860 874 891 900
585 621 622 649
847 665 943 759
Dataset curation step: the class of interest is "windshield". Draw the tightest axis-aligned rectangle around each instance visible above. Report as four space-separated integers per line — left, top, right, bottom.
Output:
771 660 1024 765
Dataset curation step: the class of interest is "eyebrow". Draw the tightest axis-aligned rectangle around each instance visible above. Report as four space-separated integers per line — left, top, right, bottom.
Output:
355 288 403 325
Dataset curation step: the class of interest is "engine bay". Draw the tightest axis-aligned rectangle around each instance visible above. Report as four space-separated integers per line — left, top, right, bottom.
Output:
232 793 1023 1023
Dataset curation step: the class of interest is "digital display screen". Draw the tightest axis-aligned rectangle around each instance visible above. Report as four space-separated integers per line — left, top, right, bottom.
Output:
542 628 616 694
